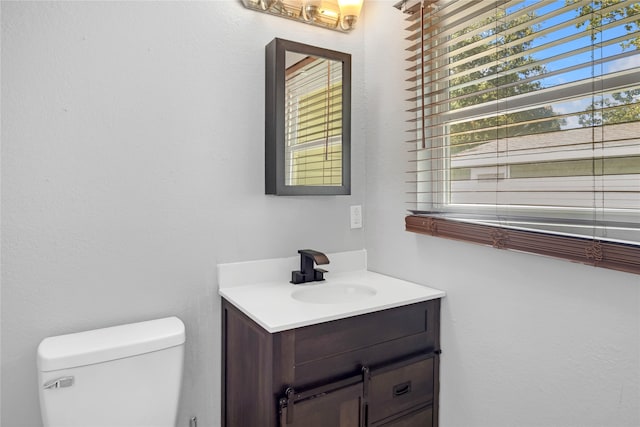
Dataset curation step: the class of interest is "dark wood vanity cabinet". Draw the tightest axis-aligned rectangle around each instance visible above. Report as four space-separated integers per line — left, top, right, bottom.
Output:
221 298 441 427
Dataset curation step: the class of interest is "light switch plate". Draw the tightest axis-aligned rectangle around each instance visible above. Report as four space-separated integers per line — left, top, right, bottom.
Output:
350 205 362 229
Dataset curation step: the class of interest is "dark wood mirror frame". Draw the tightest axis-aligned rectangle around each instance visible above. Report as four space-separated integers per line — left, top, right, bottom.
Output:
265 38 351 196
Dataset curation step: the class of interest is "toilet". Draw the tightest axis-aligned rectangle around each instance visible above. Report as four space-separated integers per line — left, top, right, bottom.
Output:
37 316 185 427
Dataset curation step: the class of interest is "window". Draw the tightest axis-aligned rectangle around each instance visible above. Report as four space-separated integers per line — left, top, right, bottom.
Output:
397 0 640 273
285 55 343 187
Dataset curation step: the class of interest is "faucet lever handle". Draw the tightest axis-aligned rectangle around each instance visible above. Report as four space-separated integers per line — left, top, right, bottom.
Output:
313 268 327 282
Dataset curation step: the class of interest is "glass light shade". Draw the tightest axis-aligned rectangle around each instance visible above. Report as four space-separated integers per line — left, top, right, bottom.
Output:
302 0 321 21
319 1 340 18
280 0 302 16
338 0 363 17
304 0 322 7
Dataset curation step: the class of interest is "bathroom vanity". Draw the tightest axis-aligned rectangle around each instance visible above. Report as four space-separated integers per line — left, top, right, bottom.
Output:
218 251 444 427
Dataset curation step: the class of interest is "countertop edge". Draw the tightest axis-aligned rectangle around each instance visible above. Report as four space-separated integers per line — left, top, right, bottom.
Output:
219 270 445 333
221 292 445 333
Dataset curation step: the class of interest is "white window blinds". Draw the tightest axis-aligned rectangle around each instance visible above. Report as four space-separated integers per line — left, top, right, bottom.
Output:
401 0 640 244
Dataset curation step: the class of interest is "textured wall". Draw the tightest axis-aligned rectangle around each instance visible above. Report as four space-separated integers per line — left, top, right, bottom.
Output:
363 2 640 427
3 1 639 427
1 2 365 426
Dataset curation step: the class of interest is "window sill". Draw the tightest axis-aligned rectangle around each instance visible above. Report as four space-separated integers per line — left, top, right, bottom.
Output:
405 215 640 275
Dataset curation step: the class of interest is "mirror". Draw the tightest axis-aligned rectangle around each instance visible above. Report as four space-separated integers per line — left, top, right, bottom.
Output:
265 38 351 195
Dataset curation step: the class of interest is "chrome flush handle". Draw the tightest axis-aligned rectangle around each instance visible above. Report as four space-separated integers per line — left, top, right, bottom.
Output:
43 376 74 390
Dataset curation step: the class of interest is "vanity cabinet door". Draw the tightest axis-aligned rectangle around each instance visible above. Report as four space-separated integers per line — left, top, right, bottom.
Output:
279 380 363 427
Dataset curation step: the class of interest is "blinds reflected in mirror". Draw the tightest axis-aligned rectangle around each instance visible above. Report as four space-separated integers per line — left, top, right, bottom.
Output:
285 54 343 186
403 0 640 244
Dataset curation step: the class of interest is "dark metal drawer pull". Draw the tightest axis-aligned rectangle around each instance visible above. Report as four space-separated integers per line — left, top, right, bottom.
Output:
392 381 412 397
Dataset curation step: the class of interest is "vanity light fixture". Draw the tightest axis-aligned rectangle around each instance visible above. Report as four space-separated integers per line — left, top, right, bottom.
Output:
240 0 363 33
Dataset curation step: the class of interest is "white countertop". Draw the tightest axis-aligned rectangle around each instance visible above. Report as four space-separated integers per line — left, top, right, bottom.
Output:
218 251 445 333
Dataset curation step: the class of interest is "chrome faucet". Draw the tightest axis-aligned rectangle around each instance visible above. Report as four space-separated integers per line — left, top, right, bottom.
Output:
291 249 330 284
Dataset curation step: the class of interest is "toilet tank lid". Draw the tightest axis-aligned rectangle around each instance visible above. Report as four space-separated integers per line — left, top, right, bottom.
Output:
37 316 185 372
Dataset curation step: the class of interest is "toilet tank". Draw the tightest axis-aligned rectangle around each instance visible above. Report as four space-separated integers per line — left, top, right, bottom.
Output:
37 317 185 427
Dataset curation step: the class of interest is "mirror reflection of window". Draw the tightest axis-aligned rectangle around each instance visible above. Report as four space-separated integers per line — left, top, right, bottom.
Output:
284 53 343 187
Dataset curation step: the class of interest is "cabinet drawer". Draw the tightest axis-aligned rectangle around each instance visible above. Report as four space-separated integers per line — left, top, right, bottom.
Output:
370 404 433 427
367 355 435 423
295 300 438 365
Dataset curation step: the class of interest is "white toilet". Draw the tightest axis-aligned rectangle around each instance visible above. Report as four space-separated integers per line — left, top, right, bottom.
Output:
37 316 185 427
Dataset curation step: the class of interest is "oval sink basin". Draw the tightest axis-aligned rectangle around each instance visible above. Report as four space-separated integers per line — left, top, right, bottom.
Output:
291 283 377 304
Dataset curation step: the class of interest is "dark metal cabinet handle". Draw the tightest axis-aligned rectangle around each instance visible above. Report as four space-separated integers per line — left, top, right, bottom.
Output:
285 387 295 424
392 381 411 397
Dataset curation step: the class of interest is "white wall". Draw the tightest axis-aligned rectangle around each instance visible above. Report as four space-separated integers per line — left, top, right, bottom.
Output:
364 2 640 427
1 2 365 426
3 1 639 427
